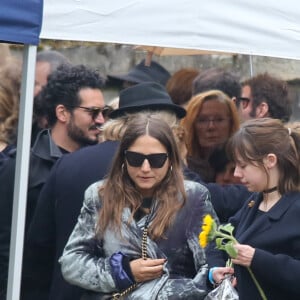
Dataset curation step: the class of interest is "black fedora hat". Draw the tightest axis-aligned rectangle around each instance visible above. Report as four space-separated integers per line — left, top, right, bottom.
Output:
109 82 186 119
107 59 171 87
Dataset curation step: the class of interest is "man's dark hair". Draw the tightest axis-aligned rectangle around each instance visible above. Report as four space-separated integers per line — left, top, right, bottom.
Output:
192 68 241 99
39 64 105 127
242 72 292 122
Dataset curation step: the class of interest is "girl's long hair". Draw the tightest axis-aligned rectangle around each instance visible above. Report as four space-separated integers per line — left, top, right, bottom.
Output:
96 113 186 240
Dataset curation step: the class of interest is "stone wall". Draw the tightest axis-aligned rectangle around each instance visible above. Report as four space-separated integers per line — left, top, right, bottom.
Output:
45 43 300 80
10 43 300 120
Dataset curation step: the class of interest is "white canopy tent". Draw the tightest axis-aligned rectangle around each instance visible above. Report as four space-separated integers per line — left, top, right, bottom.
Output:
4 0 300 299
41 0 300 60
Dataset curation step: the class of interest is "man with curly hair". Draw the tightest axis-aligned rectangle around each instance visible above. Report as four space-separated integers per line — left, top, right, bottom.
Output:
237 72 292 123
0 64 107 300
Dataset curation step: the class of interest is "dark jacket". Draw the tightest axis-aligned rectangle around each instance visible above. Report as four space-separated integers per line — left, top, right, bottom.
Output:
0 144 16 169
0 129 65 300
183 166 250 223
208 192 300 300
27 141 119 300
28 140 249 300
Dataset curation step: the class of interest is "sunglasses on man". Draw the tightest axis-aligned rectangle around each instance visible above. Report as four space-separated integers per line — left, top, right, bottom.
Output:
124 150 168 168
65 105 113 119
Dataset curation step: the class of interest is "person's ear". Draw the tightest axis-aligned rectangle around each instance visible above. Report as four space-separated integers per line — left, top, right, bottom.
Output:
264 153 277 169
56 104 70 123
256 101 269 118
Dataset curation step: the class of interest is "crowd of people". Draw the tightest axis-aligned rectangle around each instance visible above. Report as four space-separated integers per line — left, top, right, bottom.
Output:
0 46 299 300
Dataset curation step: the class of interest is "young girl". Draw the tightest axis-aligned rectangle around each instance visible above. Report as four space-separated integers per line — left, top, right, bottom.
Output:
209 117 300 299
60 113 217 299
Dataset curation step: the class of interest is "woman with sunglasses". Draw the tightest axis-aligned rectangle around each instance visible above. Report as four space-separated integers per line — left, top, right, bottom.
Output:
59 113 217 299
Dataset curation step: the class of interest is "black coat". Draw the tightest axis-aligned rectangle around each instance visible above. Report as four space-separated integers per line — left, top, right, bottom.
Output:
183 166 251 223
0 129 64 300
28 140 249 300
208 192 300 300
27 140 119 300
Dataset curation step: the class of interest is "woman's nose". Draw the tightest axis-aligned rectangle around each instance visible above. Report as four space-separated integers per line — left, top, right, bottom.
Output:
140 159 151 171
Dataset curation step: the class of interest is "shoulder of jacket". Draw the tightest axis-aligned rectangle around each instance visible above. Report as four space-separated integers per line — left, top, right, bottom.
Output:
184 179 209 194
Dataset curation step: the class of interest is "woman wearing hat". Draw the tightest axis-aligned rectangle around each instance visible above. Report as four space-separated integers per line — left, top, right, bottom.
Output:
59 114 217 299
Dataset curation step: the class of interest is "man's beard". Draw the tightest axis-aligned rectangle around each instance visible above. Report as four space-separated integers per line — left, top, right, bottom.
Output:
67 120 99 147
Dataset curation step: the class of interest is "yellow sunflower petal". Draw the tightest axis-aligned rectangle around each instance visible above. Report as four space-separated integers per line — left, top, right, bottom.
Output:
199 231 208 248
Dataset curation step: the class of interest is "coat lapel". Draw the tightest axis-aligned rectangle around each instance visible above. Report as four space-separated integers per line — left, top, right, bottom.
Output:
235 192 297 244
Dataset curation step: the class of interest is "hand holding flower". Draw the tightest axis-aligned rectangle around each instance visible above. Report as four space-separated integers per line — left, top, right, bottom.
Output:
231 244 255 267
199 214 267 300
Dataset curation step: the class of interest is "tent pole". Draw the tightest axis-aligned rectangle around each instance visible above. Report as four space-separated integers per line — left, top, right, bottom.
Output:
249 54 254 77
6 44 37 300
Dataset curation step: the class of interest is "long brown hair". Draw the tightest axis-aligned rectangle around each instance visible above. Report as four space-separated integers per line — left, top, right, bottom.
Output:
228 118 300 195
97 113 186 240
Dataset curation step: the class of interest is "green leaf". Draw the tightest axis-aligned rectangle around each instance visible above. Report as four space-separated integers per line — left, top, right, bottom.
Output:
225 241 238 258
215 237 226 250
219 223 235 235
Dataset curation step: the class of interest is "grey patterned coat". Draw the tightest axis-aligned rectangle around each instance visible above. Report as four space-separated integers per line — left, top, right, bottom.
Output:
59 180 217 300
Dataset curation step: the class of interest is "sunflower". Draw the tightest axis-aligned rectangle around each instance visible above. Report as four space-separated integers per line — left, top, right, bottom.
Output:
198 214 267 300
199 214 214 248
199 230 208 248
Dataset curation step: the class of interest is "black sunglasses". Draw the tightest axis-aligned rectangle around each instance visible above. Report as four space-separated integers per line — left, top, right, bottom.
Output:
65 105 113 119
124 150 168 168
235 97 251 109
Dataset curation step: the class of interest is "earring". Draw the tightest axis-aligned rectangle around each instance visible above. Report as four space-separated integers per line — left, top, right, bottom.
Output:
170 165 173 172
121 163 124 173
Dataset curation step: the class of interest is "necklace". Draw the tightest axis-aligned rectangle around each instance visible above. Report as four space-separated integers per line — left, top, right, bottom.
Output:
262 188 280 211
112 204 152 299
263 186 277 194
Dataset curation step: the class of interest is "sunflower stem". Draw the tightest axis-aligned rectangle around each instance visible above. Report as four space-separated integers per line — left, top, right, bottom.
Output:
247 267 267 300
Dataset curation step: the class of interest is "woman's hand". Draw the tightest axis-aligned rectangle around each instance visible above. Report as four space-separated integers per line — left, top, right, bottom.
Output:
212 267 234 285
231 244 255 267
130 258 165 283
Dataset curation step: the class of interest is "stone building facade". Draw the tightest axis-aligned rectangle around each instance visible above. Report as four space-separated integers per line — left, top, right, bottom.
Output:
11 42 300 120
